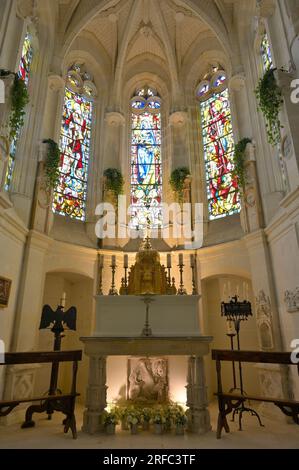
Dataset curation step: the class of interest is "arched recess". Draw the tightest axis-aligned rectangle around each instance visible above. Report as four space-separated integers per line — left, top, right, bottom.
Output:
201 273 260 402
35 270 95 405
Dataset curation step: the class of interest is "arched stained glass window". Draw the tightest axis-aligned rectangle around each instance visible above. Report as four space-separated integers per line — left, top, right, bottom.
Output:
5 30 33 190
53 65 95 221
261 32 273 72
197 72 240 220
130 87 162 229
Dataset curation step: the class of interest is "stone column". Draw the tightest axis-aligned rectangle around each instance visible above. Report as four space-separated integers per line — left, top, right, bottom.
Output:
169 111 189 170
82 355 107 434
186 356 211 434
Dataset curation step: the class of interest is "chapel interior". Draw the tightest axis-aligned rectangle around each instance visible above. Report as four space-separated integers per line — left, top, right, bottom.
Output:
0 0 299 449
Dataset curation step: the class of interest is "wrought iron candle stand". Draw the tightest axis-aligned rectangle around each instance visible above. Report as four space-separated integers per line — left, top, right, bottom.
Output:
177 256 187 296
221 295 264 431
39 301 77 420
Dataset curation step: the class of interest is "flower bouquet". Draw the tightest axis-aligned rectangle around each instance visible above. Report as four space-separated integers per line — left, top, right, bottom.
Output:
127 409 141 435
103 408 119 435
152 410 166 435
141 408 152 431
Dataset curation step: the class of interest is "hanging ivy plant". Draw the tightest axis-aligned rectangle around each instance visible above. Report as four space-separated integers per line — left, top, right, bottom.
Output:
169 167 190 202
43 139 60 190
232 138 252 190
255 68 283 146
104 168 124 198
8 73 30 141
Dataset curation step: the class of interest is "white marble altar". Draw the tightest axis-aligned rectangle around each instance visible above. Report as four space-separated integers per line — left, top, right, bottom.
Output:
94 295 202 337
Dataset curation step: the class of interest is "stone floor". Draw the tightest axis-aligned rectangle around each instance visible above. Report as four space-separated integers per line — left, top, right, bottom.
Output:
0 403 298 449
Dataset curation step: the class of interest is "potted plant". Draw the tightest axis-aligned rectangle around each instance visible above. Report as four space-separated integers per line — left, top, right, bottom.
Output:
141 408 152 431
232 138 252 192
172 408 187 436
169 167 190 203
163 405 173 433
43 139 60 190
119 406 129 431
127 409 141 435
152 410 166 435
103 409 119 435
255 68 283 146
103 168 124 200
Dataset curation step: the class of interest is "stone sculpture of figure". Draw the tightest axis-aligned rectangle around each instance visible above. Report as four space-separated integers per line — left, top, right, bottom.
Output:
128 358 168 402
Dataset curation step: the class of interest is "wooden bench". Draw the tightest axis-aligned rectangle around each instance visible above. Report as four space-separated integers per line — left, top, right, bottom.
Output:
212 349 299 439
0 350 82 439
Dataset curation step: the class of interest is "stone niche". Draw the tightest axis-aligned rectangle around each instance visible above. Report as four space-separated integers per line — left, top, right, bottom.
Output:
127 357 169 403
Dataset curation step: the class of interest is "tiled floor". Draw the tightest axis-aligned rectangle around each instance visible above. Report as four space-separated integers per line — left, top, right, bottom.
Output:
0 403 298 449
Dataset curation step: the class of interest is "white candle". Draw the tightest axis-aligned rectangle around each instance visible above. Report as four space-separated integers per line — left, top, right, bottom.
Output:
227 320 234 335
167 254 172 269
223 282 228 302
60 292 66 308
179 254 184 266
228 281 231 299
124 254 128 269
111 255 116 267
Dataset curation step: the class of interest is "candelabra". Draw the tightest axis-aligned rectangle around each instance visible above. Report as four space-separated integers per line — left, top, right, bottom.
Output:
109 256 118 296
221 295 264 430
39 298 77 420
177 255 187 295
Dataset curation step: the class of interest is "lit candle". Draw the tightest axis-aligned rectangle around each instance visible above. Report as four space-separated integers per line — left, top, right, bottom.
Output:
236 284 239 298
60 292 66 308
223 282 228 302
167 254 172 269
190 254 195 268
228 281 231 299
179 254 184 266
111 255 116 267
124 254 128 269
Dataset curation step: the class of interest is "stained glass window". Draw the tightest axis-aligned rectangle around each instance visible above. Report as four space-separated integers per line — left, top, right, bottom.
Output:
53 87 93 221
130 87 162 229
200 88 240 220
5 31 33 190
261 32 273 72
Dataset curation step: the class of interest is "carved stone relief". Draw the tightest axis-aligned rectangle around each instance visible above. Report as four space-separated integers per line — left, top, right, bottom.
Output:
255 290 274 350
284 288 299 313
127 357 169 403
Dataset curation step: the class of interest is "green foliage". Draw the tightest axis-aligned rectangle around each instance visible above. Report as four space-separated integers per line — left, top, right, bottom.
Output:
43 139 60 190
104 168 124 198
255 68 283 146
9 73 29 141
103 408 119 426
169 167 190 202
232 138 252 190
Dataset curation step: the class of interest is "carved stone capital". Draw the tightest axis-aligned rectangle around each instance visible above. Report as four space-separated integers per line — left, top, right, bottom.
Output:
169 111 188 127
257 0 276 18
105 111 125 127
16 0 34 19
228 73 246 92
48 74 65 92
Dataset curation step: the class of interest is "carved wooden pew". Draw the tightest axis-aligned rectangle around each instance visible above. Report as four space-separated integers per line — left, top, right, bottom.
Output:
212 349 299 439
0 350 82 439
